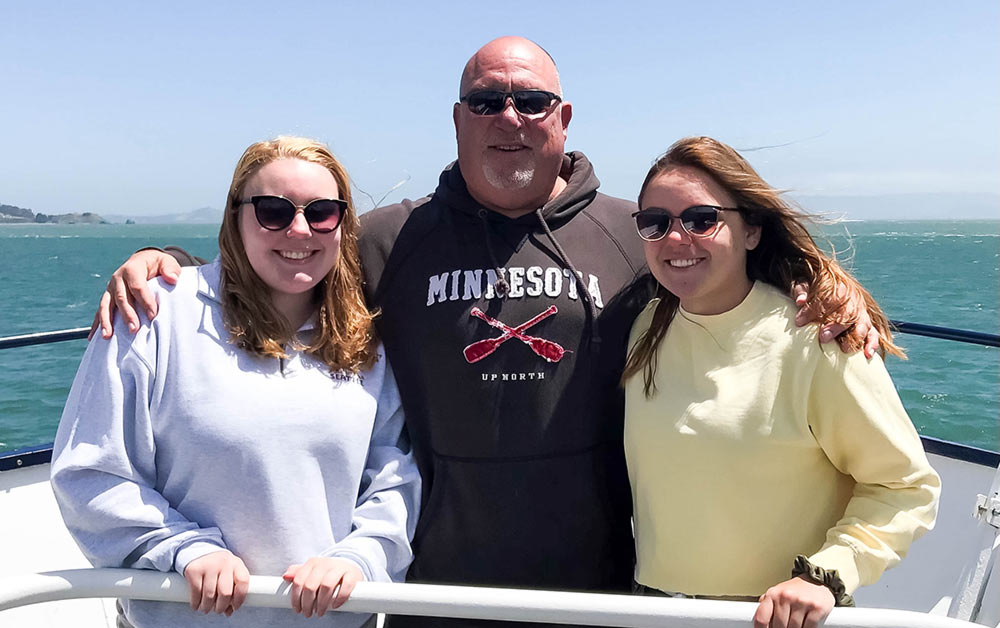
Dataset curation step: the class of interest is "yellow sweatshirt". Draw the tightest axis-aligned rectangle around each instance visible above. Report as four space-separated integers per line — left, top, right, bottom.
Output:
624 281 940 597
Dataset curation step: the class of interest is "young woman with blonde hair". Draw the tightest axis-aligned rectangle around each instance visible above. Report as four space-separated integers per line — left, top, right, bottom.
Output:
52 137 419 628
624 136 940 628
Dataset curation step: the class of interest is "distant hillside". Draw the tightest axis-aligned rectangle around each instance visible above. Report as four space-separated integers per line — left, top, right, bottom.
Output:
103 206 223 225
0 202 107 224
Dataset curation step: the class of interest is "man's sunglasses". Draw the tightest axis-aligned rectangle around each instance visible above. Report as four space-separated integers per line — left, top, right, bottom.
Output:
632 205 736 241
238 195 347 233
460 90 562 116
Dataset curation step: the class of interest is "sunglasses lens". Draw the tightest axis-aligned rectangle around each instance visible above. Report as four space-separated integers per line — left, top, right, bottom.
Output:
682 207 721 235
466 91 505 115
512 91 555 115
634 213 669 241
304 200 343 233
465 91 557 116
253 196 295 230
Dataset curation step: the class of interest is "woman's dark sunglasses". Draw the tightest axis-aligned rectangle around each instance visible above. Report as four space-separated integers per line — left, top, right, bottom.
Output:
460 90 562 116
238 195 347 233
632 205 735 241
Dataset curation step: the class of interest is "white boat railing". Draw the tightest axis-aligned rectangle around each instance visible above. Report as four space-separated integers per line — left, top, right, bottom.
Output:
0 568 983 628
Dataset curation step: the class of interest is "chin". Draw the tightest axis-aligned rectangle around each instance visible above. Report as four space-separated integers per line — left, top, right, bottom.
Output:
484 164 534 190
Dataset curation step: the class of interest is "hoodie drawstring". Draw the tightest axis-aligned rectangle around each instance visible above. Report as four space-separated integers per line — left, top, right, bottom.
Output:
534 208 602 348
478 208 510 298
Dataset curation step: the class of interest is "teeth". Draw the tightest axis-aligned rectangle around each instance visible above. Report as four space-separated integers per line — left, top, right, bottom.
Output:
279 250 313 260
668 259 701 268
494 145 523 151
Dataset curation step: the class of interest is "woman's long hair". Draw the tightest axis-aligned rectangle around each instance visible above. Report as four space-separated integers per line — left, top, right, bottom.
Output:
218 136 377 373
623 136 903 396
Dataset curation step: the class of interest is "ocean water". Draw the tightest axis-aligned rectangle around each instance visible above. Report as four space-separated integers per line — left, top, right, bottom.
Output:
0 220 997 453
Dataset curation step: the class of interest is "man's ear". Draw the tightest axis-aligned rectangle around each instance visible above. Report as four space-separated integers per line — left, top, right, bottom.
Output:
453 102 462 141
560 101 572 136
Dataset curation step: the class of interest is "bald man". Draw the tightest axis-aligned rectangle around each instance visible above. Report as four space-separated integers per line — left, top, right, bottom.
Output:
358 37 643 618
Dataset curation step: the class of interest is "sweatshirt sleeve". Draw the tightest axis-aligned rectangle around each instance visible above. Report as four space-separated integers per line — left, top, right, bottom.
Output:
805 349 941 593
321 358 421 582
50 313 227 575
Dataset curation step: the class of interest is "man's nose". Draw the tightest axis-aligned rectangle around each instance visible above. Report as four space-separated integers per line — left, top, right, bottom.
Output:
496 97 523 127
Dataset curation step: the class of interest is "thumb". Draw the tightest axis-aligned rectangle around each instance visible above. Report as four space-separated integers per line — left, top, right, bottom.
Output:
160 258 182 284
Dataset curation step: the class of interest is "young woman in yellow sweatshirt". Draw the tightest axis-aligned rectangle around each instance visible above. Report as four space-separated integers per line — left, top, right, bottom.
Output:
623 136 940 628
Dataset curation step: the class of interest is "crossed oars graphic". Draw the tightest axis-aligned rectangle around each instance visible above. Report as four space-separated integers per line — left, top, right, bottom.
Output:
463 305 566 364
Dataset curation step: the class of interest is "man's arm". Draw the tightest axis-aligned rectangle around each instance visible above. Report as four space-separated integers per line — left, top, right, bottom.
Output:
91 247 203 339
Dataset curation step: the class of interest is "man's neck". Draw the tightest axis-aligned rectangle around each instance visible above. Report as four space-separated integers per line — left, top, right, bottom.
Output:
474 176 568 219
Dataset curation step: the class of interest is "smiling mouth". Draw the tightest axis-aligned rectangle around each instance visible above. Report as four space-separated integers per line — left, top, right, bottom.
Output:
278 250 318 261
490 144 528 152
668 258 704 268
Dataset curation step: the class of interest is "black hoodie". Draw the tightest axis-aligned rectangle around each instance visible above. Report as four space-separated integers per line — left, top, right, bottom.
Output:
359 152 650 626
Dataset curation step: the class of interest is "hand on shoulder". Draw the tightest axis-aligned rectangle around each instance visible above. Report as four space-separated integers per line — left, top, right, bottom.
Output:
792 281 880 358
91 248 183 340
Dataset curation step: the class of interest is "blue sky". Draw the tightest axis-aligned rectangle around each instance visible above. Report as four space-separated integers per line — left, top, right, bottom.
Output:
1 1 997 218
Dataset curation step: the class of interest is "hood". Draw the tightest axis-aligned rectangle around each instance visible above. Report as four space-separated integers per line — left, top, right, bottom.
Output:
434 151 600 230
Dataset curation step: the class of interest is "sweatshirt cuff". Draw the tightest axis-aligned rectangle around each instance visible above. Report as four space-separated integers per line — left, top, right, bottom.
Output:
805 544 861 596
792 555 854 607
173 540 229 576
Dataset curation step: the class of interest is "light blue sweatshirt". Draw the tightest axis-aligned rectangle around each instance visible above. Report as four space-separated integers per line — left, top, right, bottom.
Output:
51 260 421 628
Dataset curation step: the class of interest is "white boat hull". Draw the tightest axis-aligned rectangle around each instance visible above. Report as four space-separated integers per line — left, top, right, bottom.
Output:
1 448 998 627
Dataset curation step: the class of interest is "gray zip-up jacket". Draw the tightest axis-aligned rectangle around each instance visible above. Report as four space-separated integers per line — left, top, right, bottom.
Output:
51 260 420 628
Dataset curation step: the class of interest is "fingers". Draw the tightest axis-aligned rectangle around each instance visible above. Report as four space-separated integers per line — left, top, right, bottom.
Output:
291 561 339 618
94 277 119 340
196 569 218 614
98 250 178 337
791 282 809 308
758 578 836 628
316 572 346 617
329 570 359 611
187 569 203 611
848 305 878 358
110 271 141 333
289 562 308 615
124 266 159 322
183 551 248 616
89 307 102 341
863 326 880 359
786 605 807 628
753 595 773 628
299 564 324 618
818 322 846 344
213 568 233 614
288 558 364 617
158 255 182 285
771 595 791 628
802 608 824 628
794 297 823 328
232 561 250 612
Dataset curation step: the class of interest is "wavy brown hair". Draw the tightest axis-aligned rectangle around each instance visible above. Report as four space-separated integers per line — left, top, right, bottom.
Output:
623 136 904 396
218 136 377 373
